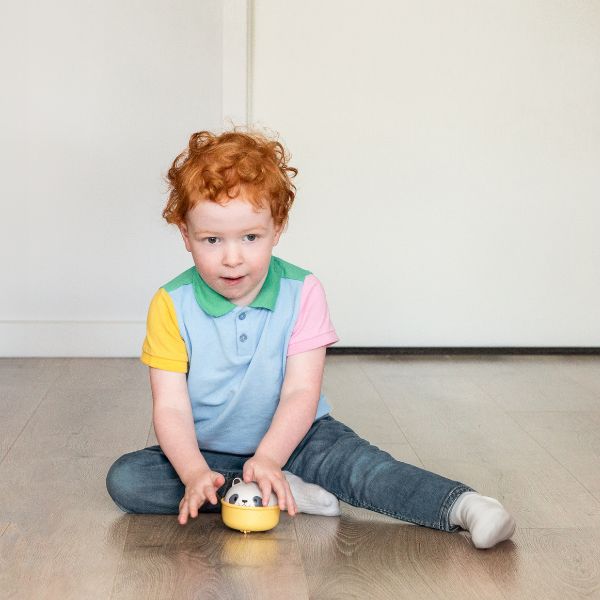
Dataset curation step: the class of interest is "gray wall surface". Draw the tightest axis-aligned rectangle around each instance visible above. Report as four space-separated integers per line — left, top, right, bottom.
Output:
2 1 599 355
252 0 600 347
1 0 223 355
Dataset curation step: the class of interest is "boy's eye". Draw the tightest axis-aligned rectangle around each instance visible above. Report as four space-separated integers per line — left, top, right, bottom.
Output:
202 234 258 244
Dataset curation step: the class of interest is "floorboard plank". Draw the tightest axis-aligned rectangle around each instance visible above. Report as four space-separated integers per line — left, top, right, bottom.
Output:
1 356 600 599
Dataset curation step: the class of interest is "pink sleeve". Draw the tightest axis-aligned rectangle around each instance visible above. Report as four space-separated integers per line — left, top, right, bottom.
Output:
287 274 340 356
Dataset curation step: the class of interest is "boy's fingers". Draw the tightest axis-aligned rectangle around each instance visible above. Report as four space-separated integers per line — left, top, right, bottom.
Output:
282 483 296 514
270 480 284 509
204 486 217 505
276 480 295 513
285 484 297 514
260 482 272 506
179 500 188 524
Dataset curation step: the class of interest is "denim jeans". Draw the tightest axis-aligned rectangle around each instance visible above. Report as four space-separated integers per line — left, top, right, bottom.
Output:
106 414 475 532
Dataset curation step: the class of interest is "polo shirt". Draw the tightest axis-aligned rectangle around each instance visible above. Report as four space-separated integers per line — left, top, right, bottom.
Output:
140 255 339 454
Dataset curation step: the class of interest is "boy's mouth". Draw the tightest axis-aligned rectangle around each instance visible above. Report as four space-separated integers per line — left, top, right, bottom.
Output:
222 276 245 285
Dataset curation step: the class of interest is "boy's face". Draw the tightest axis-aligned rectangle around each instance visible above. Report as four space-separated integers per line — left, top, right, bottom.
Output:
179 193 283 307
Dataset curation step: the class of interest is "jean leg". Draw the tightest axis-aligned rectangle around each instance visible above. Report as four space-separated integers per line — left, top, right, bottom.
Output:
105 446 252 514
283 414 475 531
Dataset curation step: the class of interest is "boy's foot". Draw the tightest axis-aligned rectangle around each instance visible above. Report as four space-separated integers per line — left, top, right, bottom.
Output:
283 471 341 516
449 491 516 549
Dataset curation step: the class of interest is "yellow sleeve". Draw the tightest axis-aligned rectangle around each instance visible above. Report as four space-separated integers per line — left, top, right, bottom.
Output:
140 288 189 373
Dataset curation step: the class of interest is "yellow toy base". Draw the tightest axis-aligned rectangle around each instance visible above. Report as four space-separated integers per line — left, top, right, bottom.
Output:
220 498 281 533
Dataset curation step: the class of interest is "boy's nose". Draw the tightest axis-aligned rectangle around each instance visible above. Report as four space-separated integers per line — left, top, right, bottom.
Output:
222 256 243 268
222 245 243 267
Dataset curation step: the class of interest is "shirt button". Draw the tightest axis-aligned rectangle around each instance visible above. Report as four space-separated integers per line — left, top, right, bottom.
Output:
239 312 246 320
239 334 247 342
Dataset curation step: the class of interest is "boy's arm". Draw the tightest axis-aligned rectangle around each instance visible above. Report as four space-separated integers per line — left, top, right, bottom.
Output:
254 346 327 467
149 367 212 484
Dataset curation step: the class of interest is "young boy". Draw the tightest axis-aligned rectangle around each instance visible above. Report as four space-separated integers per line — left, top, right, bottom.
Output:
106 129 516 549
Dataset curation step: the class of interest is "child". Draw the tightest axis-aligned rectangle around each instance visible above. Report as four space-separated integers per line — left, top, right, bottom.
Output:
106 128 516 549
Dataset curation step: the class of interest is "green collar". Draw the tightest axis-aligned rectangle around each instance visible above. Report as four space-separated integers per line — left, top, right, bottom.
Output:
192 256 282 317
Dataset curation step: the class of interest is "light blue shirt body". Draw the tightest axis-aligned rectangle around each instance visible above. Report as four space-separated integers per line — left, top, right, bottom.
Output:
163 256 332 454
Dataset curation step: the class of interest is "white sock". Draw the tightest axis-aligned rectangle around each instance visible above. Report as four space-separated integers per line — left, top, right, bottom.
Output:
283 471 341 516
449 492 516 549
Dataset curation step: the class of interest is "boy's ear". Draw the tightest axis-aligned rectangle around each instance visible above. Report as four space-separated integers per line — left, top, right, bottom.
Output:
178 222 192 252
273 224 284 246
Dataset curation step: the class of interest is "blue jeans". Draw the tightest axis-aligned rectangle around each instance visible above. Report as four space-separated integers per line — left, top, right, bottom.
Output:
106 414 475 532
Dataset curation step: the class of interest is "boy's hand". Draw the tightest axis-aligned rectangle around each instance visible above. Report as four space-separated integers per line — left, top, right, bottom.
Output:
178 469 225 525
243 453 298 516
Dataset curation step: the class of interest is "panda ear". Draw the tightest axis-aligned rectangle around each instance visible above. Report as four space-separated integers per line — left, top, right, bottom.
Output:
233 477 242 485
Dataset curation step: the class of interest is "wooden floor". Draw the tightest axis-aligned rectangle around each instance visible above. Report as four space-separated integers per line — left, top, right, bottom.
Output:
1 355 600 599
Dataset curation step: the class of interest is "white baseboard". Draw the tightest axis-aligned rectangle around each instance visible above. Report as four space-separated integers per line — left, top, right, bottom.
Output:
0 321 146 357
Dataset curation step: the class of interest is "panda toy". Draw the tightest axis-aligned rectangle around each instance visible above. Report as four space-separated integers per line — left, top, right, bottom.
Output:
224 477 278 508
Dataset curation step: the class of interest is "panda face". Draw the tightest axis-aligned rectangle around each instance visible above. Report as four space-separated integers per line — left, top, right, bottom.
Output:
224 477 278 508
227 492 263 507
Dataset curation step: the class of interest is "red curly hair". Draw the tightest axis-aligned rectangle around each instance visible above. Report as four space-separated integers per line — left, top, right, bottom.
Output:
162 128 298 230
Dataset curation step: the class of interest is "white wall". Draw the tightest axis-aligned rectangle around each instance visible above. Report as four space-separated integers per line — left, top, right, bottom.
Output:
251 0 600 347
2 1 599 356
0 0 227 356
